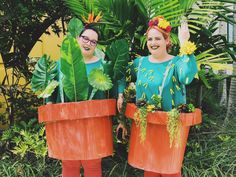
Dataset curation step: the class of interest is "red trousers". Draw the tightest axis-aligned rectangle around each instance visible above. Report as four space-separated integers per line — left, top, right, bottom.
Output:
62 159 102 177
144 171 181 177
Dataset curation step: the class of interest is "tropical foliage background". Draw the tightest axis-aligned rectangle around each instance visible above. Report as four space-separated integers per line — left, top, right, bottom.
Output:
0 0 236 176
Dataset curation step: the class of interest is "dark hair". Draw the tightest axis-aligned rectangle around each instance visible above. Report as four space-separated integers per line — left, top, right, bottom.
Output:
79 25 100 40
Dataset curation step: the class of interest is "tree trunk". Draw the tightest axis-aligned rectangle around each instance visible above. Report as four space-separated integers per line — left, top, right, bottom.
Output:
226 4 236 119
218 70 227 106
196 81 203 108
226 62 236 119
217 17 228 106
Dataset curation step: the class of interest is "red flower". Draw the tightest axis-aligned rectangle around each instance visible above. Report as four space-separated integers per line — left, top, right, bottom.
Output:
153 19 158 26
166 26 172 33
148 20 154 27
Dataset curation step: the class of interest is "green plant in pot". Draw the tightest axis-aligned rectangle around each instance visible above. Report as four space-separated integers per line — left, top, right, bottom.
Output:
29 16 130 162
31 17 129 102
167 103 196 148
132 93 196 147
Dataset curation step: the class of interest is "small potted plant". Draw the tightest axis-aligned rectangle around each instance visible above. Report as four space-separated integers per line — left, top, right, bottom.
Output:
31 17 129 160
125 95 202 173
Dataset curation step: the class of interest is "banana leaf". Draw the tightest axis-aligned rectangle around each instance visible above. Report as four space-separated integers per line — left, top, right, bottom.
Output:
68 17 84 38
106 39 129 80
31 54 58 93
60 35 89 101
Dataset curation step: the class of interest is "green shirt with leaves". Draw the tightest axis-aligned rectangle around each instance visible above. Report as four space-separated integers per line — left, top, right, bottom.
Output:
128 54 198 111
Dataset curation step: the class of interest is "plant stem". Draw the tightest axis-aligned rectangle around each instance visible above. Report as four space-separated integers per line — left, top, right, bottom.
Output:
89 88 98 100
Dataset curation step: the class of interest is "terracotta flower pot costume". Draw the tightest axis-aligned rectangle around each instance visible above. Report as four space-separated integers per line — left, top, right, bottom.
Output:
38 99 116 160
125 103 202 174
123 16 201 176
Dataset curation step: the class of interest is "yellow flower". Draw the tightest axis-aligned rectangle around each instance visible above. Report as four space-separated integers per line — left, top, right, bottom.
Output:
172 76 176 82
180 41 197 55
126 75 131 82
175 85 181 91
158 19 170 29
146 104 155 112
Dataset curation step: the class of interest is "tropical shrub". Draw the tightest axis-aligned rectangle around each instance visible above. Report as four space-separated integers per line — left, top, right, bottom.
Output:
0 118 61 177
183 112 236 177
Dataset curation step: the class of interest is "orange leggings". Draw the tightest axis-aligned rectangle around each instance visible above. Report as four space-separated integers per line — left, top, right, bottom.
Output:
62 159 102 177
144 171 181 177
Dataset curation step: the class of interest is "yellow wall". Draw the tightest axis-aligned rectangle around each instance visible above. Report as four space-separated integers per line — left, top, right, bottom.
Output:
28 25 65 60
0 20 65 82
0 21 65 120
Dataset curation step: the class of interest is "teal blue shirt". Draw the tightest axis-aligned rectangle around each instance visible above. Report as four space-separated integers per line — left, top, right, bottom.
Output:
85 59 106 99
86 59 102 75
129 54 198 111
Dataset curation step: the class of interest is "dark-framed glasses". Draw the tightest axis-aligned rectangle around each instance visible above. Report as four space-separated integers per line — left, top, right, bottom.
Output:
81 35 98 46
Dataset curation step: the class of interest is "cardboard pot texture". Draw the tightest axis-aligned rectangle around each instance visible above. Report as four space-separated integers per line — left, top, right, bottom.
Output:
125 103 202 174
38 99 116 160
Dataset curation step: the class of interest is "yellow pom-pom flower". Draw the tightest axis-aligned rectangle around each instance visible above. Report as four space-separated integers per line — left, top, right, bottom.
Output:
158 19 170 29
179 41 197 55
146 104 155 112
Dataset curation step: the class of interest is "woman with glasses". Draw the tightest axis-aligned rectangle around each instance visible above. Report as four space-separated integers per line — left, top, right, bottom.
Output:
47 24 115 177
60 25 103 177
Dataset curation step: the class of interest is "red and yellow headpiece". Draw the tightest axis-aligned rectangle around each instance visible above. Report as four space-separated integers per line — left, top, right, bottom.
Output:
148 16 172 33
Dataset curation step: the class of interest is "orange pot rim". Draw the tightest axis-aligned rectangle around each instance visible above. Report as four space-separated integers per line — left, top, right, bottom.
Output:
125 103 202 126
38 99 116 123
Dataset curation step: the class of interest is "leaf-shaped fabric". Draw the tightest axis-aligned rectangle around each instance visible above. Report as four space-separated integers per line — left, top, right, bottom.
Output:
106 39 129 80
60 35 89 101
31 54 57 92
68 18 84 38
38 80 59 98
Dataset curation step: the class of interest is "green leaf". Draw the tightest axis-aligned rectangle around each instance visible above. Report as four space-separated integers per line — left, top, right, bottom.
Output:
102 60 113 78
65 0 94 17
106 39 129 80
68 17 84 38
38 80 59 98
31 54 57 93
198 70 212 89
60 35 89 101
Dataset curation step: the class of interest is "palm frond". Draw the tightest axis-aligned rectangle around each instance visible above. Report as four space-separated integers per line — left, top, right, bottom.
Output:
64 0 96 18
186 0 236 33
186 1 223 33
134 0 148 20
93 0 147 44
179 0 197 12
149 0 184 26
196 48 233 71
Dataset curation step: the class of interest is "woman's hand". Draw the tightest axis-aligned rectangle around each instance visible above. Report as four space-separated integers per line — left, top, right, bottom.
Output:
117 93 124 112
178 19 190 46
116 123 128 140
